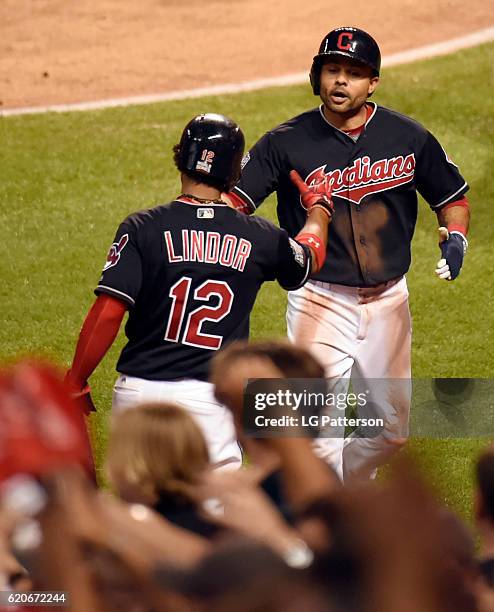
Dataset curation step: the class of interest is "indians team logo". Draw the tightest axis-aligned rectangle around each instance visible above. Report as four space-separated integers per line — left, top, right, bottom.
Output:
304 154 416 207
103 234 129 271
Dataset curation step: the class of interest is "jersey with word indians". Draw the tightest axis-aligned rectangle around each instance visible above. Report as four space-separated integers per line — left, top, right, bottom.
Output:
95 200 311 380
233 102 469 287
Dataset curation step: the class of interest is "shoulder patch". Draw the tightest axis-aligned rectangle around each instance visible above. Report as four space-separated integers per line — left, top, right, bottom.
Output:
241 152 251 169
289 238 306 267
103 234 129 271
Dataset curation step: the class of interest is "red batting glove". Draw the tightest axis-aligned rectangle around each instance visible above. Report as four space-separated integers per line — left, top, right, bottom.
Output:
64 370 97 415
290 169 334 218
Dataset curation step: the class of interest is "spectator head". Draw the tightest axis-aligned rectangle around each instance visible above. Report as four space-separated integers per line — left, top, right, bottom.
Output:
210 340 325 468
211 340 324 421
106 402 209 505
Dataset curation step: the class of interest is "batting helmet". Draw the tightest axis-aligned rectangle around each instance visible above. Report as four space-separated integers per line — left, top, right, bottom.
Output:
310 27 381 95
176 113 245 190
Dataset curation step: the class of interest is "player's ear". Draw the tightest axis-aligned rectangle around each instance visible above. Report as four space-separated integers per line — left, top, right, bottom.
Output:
367 76 379 98
367 76 379 96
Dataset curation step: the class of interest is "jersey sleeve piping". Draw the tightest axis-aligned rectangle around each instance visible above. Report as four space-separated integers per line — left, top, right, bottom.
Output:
231 186 257 210
431 181 469 209
95 285 135 306
281 258 311 290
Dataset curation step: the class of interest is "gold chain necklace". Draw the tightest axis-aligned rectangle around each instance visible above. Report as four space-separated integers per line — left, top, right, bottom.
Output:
179 193 225 205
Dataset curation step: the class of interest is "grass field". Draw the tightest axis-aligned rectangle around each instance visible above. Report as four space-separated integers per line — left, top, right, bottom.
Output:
1 43 493 516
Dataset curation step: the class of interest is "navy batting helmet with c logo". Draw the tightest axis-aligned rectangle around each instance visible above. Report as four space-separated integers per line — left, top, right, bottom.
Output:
309 27 381 95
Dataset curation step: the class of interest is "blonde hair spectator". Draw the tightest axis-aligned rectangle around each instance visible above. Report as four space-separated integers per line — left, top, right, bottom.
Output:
106 402 210 505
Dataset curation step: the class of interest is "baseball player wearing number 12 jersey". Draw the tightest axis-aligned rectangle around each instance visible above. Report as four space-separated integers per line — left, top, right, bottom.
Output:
225 27 470 481
64 113 333 468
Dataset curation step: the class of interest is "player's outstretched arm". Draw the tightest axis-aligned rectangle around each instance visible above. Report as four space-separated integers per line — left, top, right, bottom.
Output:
290 169 333 273
221 191 255 215
434 197 470 281
65 294 127 414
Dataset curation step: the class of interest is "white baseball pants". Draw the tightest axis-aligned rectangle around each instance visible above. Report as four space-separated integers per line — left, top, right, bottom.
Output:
287 276 411 482
111 375 242 469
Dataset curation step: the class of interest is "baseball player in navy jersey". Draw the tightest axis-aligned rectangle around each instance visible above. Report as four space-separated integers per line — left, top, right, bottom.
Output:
64 113 334 468
224 27 470 481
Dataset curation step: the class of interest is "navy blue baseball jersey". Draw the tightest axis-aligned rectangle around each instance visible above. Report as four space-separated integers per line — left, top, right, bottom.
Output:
95 199 311 381
233 102 469 287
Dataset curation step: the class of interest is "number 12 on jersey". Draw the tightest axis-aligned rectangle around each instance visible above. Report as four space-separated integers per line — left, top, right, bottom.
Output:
164 276 234 350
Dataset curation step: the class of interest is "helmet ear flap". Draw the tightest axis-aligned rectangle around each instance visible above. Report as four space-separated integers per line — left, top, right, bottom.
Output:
309 59 321 96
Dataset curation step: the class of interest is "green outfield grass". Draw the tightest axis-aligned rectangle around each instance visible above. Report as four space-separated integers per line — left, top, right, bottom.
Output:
1 43 493 515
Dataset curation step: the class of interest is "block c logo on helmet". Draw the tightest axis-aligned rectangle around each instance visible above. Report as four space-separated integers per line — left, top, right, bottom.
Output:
337 32 354 51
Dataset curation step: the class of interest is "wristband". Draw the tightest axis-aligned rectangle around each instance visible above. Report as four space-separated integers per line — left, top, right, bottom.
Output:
447 223 468 237
295 232 326 272
309 203 333 221
441 196 470 213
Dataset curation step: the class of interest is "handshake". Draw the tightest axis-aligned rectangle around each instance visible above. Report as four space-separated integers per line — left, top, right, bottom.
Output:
223 169 334 220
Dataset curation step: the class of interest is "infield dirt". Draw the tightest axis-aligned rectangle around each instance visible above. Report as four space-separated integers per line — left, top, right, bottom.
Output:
1 0 491 110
